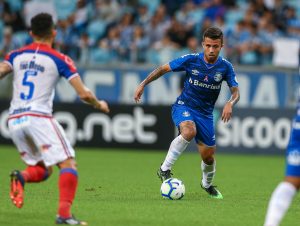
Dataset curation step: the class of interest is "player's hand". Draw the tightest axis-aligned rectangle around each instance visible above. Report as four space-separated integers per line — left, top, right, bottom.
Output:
221 102 233 123
134 85 144 103
95 100 110 113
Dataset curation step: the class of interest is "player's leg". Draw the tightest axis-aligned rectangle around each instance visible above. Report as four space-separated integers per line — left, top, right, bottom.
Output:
160 121 195 171
264 118 300 226
17 116 86 225
158 105 195 181
10 117 53 184
56 158 86 225
264 148 300 224
198 142 216 187
20 162 52 183
10 162 52 208
194 114 222 199
42 118 87 225
8 116 51 208
197 143 222 199
264 177 299 226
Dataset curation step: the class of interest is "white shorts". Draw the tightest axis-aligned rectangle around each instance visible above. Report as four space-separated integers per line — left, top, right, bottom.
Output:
8 114 75 167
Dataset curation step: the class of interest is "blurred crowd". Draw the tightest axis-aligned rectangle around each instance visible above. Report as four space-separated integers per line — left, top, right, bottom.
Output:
0 0 299 66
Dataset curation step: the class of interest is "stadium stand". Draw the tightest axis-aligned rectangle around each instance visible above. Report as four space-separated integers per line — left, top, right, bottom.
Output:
0 0 299 66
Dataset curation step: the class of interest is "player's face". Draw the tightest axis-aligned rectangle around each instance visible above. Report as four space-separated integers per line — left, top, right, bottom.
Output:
202 37 223 64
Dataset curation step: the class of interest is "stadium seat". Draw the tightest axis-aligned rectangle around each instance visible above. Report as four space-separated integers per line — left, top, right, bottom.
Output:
225 9 244 30
138 0 160 15
240 51 258 65
90 48 113 64
146 49 160 64
12 31 30 48
7 0 23 12
189 8 205 23
87 19 107 45
54 0 76 20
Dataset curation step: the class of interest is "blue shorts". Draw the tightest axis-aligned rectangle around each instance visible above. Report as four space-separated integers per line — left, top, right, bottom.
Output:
285 117 300 177
171 104 215 146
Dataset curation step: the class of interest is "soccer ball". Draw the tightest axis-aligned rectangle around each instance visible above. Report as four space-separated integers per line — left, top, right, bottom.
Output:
160 178 185 200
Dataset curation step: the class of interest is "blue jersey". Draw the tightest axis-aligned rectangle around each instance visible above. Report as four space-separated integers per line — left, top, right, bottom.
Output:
285 83 300 176
169 53 238 116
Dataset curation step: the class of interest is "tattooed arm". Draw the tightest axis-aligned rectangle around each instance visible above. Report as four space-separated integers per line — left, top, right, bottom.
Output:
134 64 171 103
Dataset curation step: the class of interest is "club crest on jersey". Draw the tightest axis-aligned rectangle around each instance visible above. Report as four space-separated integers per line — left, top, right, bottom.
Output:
182 111 190 117
191 69 199 76
214 72 222 82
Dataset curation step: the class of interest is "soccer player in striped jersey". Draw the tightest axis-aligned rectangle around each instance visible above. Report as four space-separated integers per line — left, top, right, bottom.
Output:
134 27 240 199
264 71 300 226
0 13 109 225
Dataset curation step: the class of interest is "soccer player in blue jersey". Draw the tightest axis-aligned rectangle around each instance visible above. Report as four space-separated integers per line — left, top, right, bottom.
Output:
134 27 240 199
264 90 300 225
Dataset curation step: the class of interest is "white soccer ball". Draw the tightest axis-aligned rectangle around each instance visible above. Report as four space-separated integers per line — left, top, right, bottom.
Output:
160 178 185 200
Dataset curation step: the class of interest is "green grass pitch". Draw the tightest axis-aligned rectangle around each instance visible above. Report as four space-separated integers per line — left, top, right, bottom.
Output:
0 145 299 226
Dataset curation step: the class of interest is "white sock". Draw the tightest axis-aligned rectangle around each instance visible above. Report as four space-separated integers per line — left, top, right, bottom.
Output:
201 160 216 188
264 182 297 226
161 135 189 171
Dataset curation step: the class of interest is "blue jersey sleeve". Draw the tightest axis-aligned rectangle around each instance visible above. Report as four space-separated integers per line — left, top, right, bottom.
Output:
169 54 197 72
225 62 238 87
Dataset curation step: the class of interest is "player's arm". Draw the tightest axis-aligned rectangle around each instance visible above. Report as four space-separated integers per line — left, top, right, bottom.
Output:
221 86 240 123
69 76 110 113
0 62 12 80
134 63 171 103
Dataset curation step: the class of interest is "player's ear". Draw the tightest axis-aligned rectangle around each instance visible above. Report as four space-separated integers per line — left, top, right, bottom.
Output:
52 30 57 37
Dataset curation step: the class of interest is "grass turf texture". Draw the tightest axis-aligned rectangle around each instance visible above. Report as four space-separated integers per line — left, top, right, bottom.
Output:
0 145 299 226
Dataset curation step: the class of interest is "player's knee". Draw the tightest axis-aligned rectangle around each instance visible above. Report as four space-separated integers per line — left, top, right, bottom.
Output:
285 176 300 190
35 162 52 181
181 128 196 141
58 158 77 170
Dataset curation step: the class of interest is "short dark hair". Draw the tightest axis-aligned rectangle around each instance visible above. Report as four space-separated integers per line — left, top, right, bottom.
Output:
30 13 54 38
203 27 223 43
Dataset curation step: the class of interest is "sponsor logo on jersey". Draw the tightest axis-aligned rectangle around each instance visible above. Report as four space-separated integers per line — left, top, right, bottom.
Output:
188 78 221 90
214 72 222 82
12 107 31 114
182 111 190 117
287 150 300 166
191 69 199 76
178 100 185 105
